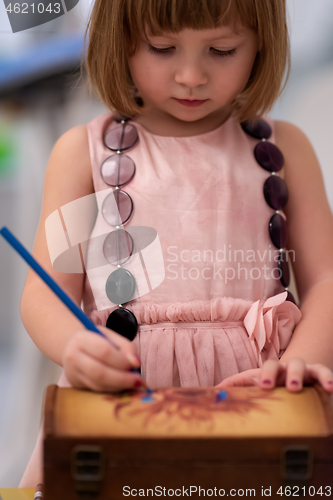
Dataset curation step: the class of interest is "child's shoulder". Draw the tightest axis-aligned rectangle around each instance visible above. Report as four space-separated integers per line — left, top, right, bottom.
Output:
274 119 313 151
54 123 89 151
49 113 116 196
46 124 94 196
273 119 321 183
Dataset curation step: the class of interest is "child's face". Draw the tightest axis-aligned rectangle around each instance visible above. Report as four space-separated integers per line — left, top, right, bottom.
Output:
128 24 259 124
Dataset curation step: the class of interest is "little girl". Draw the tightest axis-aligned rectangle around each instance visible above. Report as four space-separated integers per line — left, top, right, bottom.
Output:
20 0 333 488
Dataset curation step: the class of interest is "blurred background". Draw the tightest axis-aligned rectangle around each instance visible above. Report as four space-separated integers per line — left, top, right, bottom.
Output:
0 0 332 486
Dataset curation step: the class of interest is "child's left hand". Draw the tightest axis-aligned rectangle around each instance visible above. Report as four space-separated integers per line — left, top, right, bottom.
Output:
215 357 333 393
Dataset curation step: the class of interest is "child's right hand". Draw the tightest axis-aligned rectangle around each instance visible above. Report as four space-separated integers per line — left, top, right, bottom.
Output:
62 326 142 392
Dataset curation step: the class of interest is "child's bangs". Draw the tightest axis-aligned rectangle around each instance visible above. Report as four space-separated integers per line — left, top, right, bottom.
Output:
125 0 259 53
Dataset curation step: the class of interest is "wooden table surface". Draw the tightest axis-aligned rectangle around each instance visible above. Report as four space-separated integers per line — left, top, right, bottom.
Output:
0 489 35 499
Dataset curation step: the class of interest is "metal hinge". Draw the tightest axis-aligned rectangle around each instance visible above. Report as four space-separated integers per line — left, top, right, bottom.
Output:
281 445 313 482
71 445 105 498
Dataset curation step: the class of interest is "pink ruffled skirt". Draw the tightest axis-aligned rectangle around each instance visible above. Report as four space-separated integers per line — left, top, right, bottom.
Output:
92 291 302 389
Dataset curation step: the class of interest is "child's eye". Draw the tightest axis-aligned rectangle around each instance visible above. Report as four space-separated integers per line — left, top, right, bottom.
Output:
211 48 237 57
148 45 173 55
148 45 237 57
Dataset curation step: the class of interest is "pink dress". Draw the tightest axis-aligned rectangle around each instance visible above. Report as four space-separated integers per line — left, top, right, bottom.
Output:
83 111 302 387
19 111 302 487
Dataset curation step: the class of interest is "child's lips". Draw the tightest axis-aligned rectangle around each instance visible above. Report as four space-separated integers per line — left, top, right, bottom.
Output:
173 98 208 107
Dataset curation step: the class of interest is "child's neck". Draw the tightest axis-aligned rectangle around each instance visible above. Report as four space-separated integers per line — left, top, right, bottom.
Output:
133 104 234 138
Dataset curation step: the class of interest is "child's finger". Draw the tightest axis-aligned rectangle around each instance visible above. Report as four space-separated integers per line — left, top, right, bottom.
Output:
75 352 143 392
258 360 282 389
215 369 260 388
98 325 141 367
284 357 306 392
305 364 333 392
81 336 139 371
70 331 139 372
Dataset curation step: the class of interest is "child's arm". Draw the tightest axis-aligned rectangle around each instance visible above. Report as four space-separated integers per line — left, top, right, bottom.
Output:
216 120 333 392
20 126 142 391
275 120 333 368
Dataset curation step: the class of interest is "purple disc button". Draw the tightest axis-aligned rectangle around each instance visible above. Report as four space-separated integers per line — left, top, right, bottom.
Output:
241 119 272 140
105 268 136 304
103 229 134 266
263 175 288 210
101 154 136 187
106 307 138 341
269 213 289 249
102 190 133 226
104 122 139 152
255 142 285 172
277 250 290 288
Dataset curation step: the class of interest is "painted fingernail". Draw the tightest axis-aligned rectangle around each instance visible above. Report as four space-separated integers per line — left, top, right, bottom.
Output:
126 353 141 366
291 380 299 386
262 379 271 385
134 379 142 388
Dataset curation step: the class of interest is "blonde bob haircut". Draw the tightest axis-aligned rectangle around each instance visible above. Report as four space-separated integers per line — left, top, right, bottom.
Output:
84 0 291 123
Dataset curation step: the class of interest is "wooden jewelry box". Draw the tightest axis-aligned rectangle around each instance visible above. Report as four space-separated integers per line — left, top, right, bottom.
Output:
43 384 333 499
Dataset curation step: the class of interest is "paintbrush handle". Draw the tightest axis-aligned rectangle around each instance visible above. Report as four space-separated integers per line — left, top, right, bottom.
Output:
0 226 118 345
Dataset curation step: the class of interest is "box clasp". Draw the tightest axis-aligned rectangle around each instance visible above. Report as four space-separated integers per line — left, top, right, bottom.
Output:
71 445 105 498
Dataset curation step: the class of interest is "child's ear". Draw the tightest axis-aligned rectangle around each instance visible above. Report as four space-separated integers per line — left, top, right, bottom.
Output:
132 87 144 107
134 96 144 107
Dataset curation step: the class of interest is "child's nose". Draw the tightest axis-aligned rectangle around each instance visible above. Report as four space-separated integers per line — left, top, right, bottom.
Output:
174 60 208 88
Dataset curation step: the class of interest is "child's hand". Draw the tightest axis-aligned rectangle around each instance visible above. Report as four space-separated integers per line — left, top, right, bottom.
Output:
215 357 333 393
62 326 142 392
